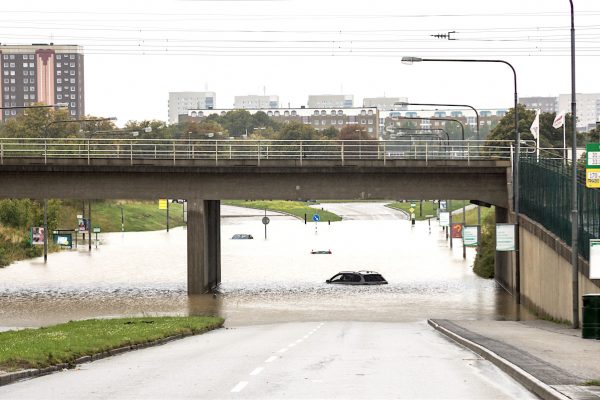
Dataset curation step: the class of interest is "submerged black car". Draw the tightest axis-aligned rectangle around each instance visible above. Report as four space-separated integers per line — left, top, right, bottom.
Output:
231 234 253 239
326 270 388 285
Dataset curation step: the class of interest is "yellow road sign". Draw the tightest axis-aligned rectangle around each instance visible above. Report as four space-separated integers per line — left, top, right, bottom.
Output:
158 199 168 210
409 207 415 213
586 169 600 188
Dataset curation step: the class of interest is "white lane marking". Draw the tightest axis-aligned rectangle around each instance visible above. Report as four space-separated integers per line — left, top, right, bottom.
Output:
231 381 248 393
289 343 296 348
303 335 309 339
277 347 288 353
265 356 278 363
250 367 264 376
295 339 303 344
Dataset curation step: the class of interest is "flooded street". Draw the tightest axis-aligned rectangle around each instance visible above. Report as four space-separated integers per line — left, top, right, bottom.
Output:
0 203 532 328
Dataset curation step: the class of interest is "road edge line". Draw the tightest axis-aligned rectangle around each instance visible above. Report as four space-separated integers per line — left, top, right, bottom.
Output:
427 319 569 400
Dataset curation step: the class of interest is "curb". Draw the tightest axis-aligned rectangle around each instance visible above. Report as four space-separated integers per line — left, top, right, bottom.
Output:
0 327 220 387
427 319 570 400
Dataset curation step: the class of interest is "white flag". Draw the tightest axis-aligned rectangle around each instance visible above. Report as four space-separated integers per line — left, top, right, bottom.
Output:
530 109 540 140
553 111 565 129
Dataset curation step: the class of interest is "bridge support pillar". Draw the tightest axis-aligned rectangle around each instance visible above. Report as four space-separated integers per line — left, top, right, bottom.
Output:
187 199 221 294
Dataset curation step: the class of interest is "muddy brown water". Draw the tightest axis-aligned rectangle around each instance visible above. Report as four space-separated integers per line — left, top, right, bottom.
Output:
0 205 533 328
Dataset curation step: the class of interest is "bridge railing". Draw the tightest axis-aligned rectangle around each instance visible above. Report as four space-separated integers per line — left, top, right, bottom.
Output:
0 138 531 165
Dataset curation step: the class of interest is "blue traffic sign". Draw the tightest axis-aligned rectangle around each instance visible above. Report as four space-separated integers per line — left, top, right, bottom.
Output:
312 214 320 222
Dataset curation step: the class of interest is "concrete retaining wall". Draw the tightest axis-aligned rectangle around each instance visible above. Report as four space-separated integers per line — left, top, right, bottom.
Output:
517 215 600 323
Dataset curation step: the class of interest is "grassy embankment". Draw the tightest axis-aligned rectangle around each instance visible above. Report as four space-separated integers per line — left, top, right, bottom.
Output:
0 200 185 267
224 200 342 222
0 316 224 372
386 200 470 220
57 200 185 232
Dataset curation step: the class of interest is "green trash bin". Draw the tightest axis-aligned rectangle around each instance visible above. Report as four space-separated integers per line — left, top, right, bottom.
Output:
582 294 600 339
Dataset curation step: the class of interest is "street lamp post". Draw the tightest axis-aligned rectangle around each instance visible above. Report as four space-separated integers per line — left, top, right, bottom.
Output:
402 56 520 302
396 101 482 232
390 115 465 141
569 0 579 329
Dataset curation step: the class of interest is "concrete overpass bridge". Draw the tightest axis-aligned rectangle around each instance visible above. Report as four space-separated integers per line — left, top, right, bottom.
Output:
0 137 524 294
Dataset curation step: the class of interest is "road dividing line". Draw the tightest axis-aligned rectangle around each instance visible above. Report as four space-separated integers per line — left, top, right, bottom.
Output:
277 347 288 353
265 356 278 363
249 367 264 376
231 381 248 393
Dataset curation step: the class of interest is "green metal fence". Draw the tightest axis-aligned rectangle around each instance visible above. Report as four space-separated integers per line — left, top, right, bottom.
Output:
520 155 598 260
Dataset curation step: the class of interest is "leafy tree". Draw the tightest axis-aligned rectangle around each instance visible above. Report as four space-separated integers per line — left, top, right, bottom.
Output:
279 121 321 141
321 126 338 140
338 124 369 140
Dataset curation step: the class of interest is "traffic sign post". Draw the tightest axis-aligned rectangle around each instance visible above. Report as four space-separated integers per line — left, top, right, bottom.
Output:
93 227 101 248
262 210 270 240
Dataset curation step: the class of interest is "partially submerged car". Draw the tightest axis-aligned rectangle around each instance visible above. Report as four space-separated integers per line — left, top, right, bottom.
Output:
326 270 388 285
231 234 253 239
311 249 332 254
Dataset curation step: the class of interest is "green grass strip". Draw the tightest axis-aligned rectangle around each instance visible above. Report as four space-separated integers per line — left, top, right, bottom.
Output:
584 380 600 386
0 316 224 371
223 200 342 222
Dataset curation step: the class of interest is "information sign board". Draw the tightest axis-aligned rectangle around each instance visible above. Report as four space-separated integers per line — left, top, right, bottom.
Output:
496 223 516 251
439 211 450 227
439 200 447 211
463 226 479 247
451 223 463 239
590 240 600 279
30 227 45 245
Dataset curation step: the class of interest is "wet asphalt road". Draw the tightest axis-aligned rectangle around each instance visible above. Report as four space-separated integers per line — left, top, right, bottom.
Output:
0 321 536 399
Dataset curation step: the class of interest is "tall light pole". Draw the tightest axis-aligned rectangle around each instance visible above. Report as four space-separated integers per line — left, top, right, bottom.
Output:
569 0 579 329
42 116 117 262
396 101 483 229
402 56 520 302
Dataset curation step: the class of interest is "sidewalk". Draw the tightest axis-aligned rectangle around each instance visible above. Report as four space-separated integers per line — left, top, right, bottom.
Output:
429 319 600 400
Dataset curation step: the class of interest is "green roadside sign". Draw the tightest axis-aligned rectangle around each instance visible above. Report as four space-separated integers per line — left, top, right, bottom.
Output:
586 144 600 188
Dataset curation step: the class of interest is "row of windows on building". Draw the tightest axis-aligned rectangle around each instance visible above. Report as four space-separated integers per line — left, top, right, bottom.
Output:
2 54 76 60
3 70 35 76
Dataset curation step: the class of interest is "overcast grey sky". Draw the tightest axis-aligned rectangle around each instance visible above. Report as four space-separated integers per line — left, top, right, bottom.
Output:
2 0 599 124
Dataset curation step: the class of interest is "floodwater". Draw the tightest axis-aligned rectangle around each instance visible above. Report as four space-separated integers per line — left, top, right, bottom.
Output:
0 203 533 328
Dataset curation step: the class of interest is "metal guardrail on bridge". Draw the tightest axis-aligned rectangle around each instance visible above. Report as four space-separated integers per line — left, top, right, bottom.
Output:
0 138 531 166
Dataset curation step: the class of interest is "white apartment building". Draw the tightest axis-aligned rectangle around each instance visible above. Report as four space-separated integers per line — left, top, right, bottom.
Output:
558 93 600 131
168 92 215 124
234 95 279 109
363 97 408 110
307 94 353 108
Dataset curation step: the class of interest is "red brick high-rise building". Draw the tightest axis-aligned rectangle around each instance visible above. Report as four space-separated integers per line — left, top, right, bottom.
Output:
1 44 84 121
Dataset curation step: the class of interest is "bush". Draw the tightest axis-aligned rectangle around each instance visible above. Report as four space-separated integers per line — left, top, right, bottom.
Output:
473 212 495 279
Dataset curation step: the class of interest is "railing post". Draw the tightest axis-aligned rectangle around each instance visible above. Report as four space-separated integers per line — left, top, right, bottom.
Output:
383 142 386 166
257 140 261 166
87 139 90 165
173 142 176 165
130 140 134 165
467 141 470 165
299 141 303 166
341 141 345 166
44 139 47 164
425 142 428 165
0 141 3 165
154 145 157 159
215 142 219 166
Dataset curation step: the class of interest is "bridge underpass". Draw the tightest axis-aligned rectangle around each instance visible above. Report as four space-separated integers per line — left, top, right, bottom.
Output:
0 160 511 294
